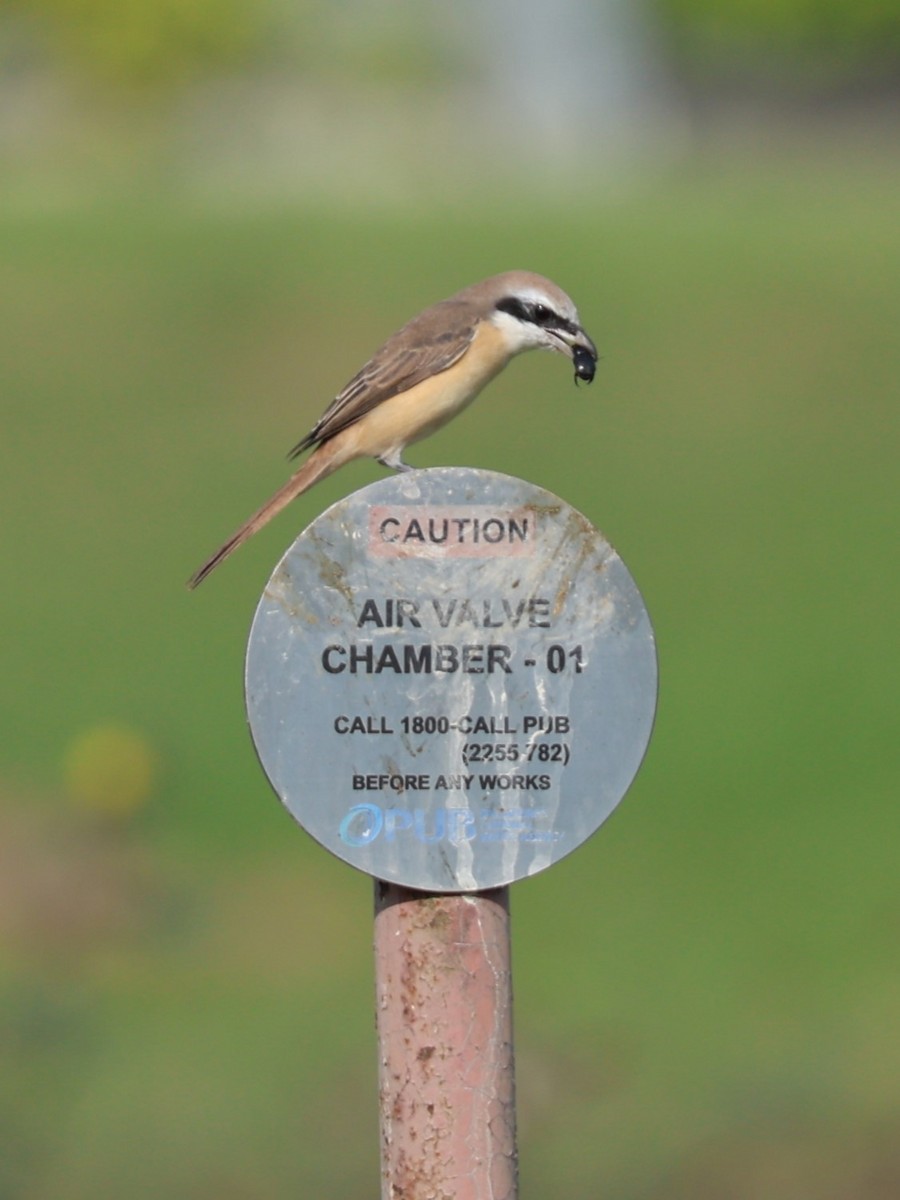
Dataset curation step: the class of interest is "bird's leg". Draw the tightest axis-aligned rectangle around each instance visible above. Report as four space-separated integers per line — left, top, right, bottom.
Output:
378 451 413 473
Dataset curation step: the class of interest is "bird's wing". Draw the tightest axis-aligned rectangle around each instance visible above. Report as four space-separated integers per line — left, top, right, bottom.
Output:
289 298 477 458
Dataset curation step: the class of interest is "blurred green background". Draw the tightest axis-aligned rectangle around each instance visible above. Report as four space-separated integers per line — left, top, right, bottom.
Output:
1 2 899 1197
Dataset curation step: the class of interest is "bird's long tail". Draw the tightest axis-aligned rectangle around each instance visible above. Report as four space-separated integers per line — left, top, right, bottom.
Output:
187 441 345 589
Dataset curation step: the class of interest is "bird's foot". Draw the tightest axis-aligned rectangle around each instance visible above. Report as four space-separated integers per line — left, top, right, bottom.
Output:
378 452 413 473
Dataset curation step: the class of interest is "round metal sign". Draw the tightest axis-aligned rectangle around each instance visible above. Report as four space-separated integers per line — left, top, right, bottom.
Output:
245 468 657 891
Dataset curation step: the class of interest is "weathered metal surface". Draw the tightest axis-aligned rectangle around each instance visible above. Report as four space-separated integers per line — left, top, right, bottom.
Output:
374 884 516 1200
245 467 657 891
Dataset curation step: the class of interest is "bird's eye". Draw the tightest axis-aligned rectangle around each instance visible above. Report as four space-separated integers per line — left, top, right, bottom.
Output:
533 304 554 325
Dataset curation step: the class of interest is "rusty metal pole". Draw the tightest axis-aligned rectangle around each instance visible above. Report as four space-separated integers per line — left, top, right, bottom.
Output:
374 882 517 1200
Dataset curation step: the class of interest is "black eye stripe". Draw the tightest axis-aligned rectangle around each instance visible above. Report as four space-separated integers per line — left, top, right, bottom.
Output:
554 315 580 337
495 297 531 323
495 296 577 336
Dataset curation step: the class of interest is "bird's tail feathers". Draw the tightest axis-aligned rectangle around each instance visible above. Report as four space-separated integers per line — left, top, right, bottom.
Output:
187 442 344 588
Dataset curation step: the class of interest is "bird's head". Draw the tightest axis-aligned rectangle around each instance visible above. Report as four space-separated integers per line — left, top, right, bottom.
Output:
482 271 598 384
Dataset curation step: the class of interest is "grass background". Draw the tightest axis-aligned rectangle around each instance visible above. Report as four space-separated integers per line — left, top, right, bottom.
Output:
1 143 898 1198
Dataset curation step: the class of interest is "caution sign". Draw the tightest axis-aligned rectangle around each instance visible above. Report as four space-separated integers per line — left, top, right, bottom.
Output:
246 468 657 891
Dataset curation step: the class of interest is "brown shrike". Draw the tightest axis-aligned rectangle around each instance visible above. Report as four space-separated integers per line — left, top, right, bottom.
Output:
188 271 597 587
